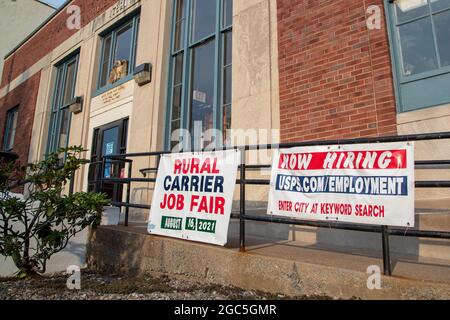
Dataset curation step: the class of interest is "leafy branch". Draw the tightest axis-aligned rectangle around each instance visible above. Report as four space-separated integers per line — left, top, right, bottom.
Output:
0 146 108 277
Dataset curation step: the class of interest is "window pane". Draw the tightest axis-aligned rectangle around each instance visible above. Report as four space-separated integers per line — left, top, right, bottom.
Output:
174 53 184 85
190 40 216 148
134 18 140 64
223 104 231 144
102 127 119 156
171 53 184 147
223 32 232 106
102 126 119 179
224 31 232 66
431 0 450 11
398 17 438 75
223 0 233 28
48 112 58 151
434 10 450 67
100 36 112 87
58 108 71 149
120 119 129 154
223 66 232 105
174 0 186 51
171 114 182 151
113 23 133 75
172 85 182 121
9 110 18 150
170 118 181 151
62 60 77 106
191 0 217 42
396 0 429 23
176 0 186 20
4 109 18 150
52 67 64 111
174 21 185 51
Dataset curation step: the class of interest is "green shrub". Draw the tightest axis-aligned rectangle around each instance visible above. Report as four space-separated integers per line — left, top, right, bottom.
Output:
0 146 108 277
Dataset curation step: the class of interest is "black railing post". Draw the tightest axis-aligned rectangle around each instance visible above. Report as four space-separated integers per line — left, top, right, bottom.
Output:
125 160 133 227
382 225 392 276
93 162 100 193
100 157 106 194
156 153 162 170
239 147 246 252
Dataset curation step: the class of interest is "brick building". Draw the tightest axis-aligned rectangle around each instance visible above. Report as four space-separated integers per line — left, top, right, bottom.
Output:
1 0 450 197
1 0 450 277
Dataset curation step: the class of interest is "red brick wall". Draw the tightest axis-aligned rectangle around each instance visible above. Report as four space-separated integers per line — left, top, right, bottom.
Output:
277 0 397 142
0 0 119 183
0 72 41 166
1 0 117 89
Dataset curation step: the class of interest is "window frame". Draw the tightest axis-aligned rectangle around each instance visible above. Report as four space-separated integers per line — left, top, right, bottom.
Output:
165 0 233 151
385 0 450 112
95 12 141 96
2 106 19 152
392 0 450 83
46 52 80 154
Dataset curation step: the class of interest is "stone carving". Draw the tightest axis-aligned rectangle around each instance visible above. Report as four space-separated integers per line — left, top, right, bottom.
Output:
108 60 129 84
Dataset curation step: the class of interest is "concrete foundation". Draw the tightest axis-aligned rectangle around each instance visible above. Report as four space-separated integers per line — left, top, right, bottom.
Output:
87 221 450 300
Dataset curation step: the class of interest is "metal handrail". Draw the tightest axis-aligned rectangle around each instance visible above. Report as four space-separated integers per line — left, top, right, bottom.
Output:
97 131 450 276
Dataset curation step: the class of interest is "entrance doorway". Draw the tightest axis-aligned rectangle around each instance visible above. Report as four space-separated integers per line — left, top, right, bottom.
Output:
88 118 128 203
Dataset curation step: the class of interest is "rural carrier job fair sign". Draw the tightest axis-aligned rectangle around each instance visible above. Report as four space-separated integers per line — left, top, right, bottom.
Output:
268 142 415 227
148 150 240 246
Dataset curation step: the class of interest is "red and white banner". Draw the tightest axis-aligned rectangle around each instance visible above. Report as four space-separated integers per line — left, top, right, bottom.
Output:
267 142 415 227
148 149 240 246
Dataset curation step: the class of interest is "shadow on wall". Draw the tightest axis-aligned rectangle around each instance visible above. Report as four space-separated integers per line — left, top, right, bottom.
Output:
129 186 155 221
86 226 147 275
228 199 430 264
315 223 419 260
45 229 90 274
315 210 449 265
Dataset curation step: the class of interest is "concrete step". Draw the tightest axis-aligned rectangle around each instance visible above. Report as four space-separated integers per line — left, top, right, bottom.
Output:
87 223 450 300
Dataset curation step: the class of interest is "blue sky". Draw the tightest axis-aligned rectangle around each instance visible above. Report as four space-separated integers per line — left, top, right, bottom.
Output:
40 0 66 9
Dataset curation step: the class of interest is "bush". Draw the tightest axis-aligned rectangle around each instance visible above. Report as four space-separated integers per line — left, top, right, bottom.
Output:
0 146 108 278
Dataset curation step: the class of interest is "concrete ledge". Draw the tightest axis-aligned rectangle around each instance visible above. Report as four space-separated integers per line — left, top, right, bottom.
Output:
87 225 450 300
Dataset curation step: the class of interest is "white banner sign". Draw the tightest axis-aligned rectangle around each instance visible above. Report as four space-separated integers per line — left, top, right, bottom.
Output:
148 149 240 246
267 142 415 227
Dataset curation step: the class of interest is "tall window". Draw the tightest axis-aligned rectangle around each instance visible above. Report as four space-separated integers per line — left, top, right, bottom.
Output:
2 107 18 152
47 53 79 153
98 14 140 90
387 0 450 111
167 0 233 150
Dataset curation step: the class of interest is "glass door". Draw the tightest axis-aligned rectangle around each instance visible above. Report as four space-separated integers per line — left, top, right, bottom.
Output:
88 118 128 202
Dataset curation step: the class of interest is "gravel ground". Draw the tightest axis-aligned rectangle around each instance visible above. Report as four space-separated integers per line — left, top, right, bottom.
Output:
0 270 332 300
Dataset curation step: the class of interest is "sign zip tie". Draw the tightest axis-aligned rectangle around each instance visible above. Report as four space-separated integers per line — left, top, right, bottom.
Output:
404 226 409 237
